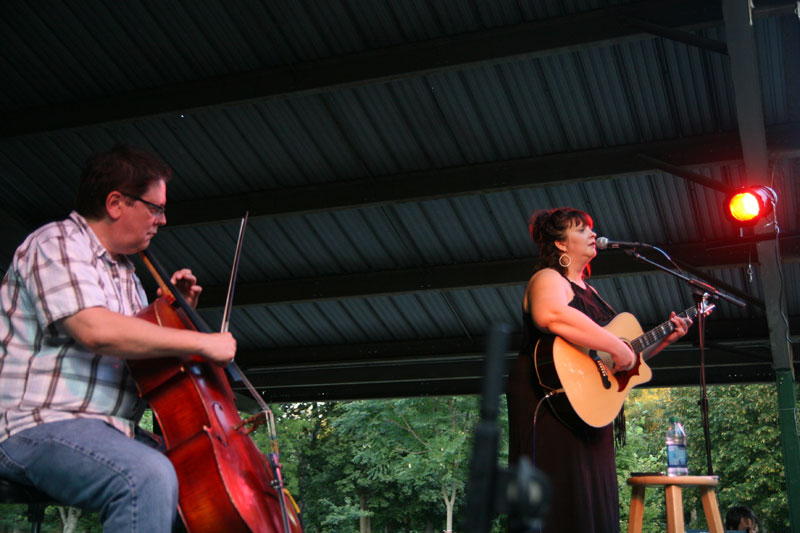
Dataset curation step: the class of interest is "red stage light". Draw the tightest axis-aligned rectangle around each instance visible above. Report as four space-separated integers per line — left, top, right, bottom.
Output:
724 186 776 226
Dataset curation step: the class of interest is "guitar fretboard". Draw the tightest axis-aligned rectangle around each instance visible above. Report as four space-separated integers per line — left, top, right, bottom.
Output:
630 306 701 355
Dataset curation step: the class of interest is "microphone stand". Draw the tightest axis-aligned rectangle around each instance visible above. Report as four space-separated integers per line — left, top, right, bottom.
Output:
464 324 550 532
694 287 713 475
622 248 746 476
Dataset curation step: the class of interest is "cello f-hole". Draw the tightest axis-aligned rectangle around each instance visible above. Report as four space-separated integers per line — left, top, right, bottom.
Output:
212 402 229 447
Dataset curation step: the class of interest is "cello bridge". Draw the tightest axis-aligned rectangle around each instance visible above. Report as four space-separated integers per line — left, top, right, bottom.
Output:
235 411 267 435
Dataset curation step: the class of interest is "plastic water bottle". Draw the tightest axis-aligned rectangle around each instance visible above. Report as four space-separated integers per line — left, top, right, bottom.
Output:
666 416 688 476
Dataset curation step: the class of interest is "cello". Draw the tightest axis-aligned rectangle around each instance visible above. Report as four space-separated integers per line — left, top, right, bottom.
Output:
127 220 302 533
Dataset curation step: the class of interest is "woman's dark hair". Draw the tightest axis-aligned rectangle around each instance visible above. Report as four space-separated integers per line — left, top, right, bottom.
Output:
725 505 758 530
75 144 172 219
529 207 593 277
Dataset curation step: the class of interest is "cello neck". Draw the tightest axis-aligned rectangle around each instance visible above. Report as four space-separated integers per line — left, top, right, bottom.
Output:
139 248 213 334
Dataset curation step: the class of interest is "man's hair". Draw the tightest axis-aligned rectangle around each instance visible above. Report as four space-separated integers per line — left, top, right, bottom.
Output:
725 505 758 530
75 144 172 219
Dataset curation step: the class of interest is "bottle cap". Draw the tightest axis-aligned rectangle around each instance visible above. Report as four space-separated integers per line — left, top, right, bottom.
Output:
669 416 680 423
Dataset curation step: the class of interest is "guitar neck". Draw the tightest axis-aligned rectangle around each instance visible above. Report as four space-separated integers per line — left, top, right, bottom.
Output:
631 306 700 357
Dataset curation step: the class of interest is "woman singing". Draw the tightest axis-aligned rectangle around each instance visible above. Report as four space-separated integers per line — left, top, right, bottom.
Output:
507 207 691 532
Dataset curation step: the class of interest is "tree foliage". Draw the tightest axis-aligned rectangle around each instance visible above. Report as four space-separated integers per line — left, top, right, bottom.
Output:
275 397 483 532
618 383 793 532
0 384 793 532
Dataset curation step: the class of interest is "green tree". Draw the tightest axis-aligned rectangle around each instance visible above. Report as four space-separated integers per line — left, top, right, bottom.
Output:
671 383 790 531
618 384 792 532
335 397 478 532
269 402 362 532
380 397 477 532
269 397 481 532
617 388 671 532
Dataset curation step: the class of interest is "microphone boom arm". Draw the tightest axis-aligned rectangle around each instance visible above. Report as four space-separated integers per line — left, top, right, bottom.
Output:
623 249 746 308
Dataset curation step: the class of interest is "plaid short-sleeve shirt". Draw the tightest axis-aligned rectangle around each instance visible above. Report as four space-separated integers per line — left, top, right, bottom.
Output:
0 211 148 441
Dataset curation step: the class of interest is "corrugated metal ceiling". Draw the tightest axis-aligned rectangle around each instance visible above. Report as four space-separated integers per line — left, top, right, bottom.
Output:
0 0 797 399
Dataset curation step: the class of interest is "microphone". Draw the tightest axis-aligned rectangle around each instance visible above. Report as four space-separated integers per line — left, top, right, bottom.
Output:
595 236 652 250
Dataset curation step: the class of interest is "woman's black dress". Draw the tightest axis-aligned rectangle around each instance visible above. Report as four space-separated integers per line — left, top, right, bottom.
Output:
507 278 620 533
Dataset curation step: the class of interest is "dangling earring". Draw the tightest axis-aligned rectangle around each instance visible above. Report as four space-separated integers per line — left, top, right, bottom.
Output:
559 253 571 268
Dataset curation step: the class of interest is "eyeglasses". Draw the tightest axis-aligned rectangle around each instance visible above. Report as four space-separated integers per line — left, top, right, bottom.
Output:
121 192 166 218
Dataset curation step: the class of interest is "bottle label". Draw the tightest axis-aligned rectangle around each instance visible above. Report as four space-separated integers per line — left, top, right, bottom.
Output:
667 444 687 467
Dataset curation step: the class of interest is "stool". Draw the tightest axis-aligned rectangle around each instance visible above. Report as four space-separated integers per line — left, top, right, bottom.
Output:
626 475 724 533
0 477 55 533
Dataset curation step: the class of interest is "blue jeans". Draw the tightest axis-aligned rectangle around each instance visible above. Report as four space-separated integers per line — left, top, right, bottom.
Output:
0 419 179 532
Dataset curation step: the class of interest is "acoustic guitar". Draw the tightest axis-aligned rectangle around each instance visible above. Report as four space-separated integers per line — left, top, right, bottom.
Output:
533 298 714 429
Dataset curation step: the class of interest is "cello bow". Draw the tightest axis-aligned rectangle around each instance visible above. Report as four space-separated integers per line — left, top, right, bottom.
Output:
134 213 299 533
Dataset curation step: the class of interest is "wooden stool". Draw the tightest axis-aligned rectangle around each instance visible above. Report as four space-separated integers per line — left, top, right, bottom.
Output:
626 475 724 533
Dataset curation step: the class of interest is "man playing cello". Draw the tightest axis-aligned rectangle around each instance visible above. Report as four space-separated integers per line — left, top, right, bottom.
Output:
0 144 235 532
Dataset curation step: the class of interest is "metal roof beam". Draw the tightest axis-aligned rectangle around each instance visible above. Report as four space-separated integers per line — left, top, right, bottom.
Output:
165 122 800 228
256 380 483 402
725 1 796 373
234 317 800 369
252 360 790 401
247 351 787 389
634 154 730 193
1 0 794 138
724 1 800 523
196 234 800 309
246 344 798 401
619 16 728 54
